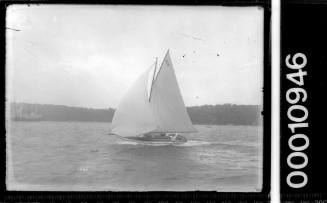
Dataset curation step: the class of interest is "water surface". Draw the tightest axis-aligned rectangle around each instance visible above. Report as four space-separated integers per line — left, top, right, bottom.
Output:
7 121 263 191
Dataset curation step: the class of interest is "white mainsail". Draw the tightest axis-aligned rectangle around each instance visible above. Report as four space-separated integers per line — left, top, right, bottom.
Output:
111 50 196 137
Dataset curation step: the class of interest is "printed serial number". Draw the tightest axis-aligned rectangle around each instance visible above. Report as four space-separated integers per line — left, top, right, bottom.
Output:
285 53 309 189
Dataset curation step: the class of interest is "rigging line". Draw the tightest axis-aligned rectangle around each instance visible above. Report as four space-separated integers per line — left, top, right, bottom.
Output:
153 49 170 84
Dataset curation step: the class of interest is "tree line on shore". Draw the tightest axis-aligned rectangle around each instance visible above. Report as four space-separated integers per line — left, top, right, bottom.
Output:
10 103 263 126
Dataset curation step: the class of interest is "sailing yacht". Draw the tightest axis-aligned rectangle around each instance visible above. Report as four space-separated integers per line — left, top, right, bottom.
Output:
110 50 197 144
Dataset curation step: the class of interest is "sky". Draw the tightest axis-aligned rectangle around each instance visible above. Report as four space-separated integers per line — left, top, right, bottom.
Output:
6 5 264 109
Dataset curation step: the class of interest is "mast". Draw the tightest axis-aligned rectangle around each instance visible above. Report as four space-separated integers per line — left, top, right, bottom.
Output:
148 57 158 102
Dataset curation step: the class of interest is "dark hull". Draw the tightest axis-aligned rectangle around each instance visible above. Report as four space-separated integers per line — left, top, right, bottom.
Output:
117 135 187 145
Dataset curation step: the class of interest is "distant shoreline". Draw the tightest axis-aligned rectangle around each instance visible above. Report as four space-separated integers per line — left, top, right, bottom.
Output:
9 120 263 127
9 102 263 126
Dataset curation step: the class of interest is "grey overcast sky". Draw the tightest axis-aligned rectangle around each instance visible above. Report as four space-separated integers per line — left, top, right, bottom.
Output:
6 5 263 109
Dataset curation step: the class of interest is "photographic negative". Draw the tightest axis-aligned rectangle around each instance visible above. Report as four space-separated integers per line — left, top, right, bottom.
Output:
5 5 267 193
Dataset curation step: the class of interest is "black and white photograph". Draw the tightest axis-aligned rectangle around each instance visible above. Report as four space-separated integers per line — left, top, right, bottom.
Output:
6 5 265 192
